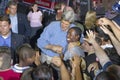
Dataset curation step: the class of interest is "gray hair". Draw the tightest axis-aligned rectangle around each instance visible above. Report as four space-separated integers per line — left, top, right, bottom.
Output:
61 9 75 23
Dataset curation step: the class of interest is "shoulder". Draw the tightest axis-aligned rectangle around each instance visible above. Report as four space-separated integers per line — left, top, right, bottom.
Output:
27 11 32 15
12 33 25 38
38 10 42 13
47 21 60 28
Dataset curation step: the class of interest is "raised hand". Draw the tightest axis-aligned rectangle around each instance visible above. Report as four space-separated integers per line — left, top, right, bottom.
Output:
51 56 63 67
83 30 96 44
100 25 113 35
87 62 99 73
97 17 112 26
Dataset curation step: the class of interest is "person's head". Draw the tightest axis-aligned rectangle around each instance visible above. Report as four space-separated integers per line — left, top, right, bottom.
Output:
61 10 75 31
32 64 53 80
85 10 97 29
17 44 35 66
0 46 11 70
95 71 119 80
107 64 120 79
54 3 62 13
0 15 11 37
67 27 82 43
21 68 33 80
31 2 39 12
8 1 17 15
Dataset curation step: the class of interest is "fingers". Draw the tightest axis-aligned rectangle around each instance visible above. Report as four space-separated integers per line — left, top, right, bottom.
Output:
51 56 62 67
83 30 95 44
88 64 96 73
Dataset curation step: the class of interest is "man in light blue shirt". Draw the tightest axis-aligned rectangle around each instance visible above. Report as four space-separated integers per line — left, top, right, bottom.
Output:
37 10 75 63
9 14 18 33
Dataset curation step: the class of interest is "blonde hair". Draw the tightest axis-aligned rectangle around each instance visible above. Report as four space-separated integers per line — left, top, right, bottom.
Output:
85 11 97 29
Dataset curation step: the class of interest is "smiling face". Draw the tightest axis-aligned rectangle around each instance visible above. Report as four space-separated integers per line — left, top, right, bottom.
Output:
32 4 38 12
67 28 79 43
61 20 70 31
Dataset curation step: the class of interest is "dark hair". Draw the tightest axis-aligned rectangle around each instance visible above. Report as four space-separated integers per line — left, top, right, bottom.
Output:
32 65 53 80
0 15 11 24
17 43 35 61
31 2 39 13
107 65 120 79
69 27 82 38
96 71 119 80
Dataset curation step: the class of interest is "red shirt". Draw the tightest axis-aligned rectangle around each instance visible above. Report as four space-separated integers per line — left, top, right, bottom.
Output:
0 69 21 80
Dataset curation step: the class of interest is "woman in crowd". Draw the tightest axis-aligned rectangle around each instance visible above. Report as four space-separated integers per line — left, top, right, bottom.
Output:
27 2 43 38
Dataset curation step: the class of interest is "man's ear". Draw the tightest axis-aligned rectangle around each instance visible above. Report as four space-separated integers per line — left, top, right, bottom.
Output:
9 24 12 29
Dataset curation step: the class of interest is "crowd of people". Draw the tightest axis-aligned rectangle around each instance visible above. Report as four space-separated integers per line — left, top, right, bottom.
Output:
0 0 120 80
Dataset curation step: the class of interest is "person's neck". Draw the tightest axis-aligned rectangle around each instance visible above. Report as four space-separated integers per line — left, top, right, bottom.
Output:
10 13 16 16
18 61 29 67
1 32 11 38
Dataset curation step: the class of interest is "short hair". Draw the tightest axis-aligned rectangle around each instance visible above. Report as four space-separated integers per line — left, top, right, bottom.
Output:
0 46 11 70
68 27 82 38
8 1 17 7
17 43 35 61
61 10 75 23
95 71 119 80
21 68 33 80
107 64 120 79
0 15 11 24
32 65 53 80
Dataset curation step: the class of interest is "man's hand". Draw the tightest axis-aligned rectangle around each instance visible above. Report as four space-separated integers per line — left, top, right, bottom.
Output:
51 56 63 67
87 62 99 73
83 30 96 44
70 55 81 68
45 44 63 54
100 25 113 35
97 18 112 26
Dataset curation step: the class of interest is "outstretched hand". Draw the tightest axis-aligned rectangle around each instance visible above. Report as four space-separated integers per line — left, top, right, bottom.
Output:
97 17 112 26
83 30 96 44
51 56 63 67
100 25 112 35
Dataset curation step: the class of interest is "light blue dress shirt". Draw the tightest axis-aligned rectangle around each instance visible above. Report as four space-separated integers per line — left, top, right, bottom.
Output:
37 21 75 57
10 14 18 33
0 33 11 47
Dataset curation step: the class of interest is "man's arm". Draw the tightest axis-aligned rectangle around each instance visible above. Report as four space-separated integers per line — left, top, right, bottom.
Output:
100 25 120 56
71 56 83 80
84 30 110 67
51 56 70 80
98 18 120 42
